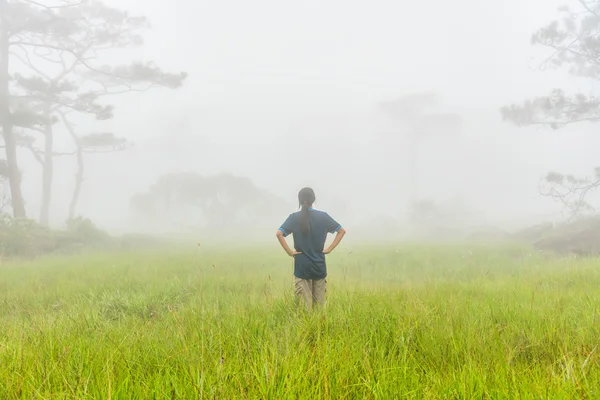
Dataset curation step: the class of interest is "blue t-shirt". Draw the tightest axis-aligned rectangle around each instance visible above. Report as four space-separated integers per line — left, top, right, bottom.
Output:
278 208 342 280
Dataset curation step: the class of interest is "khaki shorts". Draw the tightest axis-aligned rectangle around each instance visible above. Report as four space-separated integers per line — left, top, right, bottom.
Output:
294 277 327 311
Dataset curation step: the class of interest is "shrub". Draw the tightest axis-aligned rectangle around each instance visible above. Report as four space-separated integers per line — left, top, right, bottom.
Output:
0 214 56 258
0 214 112 259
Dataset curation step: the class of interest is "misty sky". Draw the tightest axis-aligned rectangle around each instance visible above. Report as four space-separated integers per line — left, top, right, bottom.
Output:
15 0 600 232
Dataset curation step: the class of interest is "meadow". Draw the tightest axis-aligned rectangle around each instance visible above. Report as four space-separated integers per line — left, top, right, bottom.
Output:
0 244 599 399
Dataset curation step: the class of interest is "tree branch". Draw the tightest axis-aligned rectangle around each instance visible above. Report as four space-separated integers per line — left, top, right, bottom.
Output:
10 41 133 81
537 33 585 71
96 83 156 96
22 143 44 166
539 173 600 220
10 46 53 81
1 132 75 162
578 0 599 17
520 116 600 126
22 125 46 134
34 45 67 64
52 150 77 156
22 0 84 9
82 148 128 154
57 110 80 145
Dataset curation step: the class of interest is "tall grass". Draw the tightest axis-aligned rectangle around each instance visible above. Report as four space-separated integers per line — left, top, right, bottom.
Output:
0 244 599 398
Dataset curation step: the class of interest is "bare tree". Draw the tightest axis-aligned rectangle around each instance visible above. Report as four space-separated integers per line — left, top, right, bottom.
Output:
502 0 600 217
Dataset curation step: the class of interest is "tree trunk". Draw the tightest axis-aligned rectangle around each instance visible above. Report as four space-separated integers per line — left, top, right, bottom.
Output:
0 2 26 218
39 122 53 225
59 113 84 221
68 145 83 220
1 126 26 218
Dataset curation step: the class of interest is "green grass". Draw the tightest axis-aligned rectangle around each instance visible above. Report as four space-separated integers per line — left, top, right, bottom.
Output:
1 244 599 399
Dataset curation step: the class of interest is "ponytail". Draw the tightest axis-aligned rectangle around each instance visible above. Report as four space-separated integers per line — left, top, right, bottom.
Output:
299 202 311 234
297 187 316 235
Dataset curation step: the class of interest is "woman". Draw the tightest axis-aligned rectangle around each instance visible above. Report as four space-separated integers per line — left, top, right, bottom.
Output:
276 187 346 310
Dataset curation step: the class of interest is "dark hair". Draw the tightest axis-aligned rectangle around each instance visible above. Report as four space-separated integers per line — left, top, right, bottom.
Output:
298 187 316 234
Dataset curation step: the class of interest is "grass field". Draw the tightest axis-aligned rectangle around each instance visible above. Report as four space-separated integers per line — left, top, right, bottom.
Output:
1 244 599 399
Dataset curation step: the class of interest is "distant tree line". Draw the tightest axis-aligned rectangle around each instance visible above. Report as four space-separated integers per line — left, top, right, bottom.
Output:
130 173 292 236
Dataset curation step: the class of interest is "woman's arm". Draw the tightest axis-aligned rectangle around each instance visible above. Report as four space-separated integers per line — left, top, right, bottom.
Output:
276 230 301 257
323 227 346 254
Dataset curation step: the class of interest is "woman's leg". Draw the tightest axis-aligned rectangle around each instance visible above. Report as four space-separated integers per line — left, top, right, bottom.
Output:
312 279 327 308
294 277 313 311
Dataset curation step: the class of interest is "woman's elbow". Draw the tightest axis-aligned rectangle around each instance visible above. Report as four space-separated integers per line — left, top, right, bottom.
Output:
338 227 347 235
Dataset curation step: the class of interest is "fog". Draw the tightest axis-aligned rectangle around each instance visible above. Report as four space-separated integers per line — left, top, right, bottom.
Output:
9 0 600 239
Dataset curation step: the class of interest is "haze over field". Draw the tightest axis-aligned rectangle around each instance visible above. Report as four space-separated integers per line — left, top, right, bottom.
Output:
5 2 600 397
4 0 600 237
